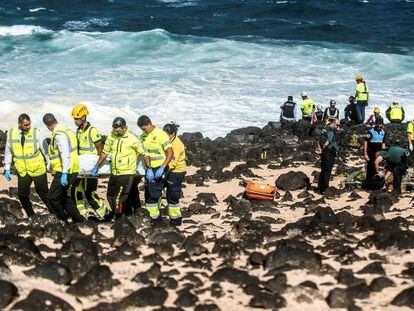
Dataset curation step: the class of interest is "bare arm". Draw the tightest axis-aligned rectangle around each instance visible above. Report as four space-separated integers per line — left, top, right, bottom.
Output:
95 153 108 168
94 141 103 155
162 147 174 168
374 155 383 174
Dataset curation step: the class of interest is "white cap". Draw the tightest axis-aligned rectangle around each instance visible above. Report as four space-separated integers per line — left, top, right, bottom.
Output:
301 91 308 97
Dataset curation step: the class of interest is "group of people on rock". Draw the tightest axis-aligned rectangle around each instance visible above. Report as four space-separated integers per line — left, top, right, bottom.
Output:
3 104 186 224
280 75 408 126
280 75 414 195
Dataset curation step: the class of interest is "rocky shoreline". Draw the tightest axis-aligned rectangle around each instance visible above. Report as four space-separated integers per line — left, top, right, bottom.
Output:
0 121 413 310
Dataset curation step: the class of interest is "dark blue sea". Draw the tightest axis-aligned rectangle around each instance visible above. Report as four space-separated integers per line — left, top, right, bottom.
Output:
1 0 413 136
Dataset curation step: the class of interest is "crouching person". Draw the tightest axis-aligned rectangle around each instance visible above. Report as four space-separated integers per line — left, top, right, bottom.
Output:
92 117 147 219
163 123 187 225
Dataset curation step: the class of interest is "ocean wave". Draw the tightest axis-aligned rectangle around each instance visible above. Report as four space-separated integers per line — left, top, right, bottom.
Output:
0 25 50 36
0 28 413 137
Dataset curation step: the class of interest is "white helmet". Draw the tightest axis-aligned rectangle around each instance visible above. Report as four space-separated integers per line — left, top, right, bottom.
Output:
301 91 308 97
317 105 323 110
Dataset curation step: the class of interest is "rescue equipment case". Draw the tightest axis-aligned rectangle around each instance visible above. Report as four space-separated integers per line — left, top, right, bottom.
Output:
245 182 277 200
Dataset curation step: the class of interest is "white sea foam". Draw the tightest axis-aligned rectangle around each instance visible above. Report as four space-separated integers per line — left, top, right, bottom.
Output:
0 28 413 138
0 25 49 36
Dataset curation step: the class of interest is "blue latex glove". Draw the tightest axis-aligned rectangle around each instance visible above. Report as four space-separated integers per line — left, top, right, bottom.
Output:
155 166 165 179
60 173 68 186
146 168 154 182
91 166 99 177
4 170 11 182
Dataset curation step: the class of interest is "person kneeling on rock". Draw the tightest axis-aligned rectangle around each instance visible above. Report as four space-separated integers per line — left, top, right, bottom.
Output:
162 123 187 225
316 119 340 195
374 146 411 194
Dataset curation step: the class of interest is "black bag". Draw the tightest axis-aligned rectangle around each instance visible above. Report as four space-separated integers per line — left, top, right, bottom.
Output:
362 175 385 190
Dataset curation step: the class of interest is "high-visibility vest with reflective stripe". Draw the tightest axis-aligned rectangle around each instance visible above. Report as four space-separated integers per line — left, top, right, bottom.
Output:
48 124 79 174
103 130 143 175
77 125 99 155
301 99 315 117
8 127 46 177
356 82 368 101
142 127 172 168
389 104 403 121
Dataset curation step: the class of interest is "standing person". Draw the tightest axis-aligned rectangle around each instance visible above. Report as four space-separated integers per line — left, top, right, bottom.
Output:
323 100 340 123
385 101 405 124
407 118 414 153
311 105 324 124
300 92 315 121
363 117 386 183
355 75 369 124
92 117 147 219
4 114 50 217
280 96 296 122
137 115 174 222
72 104 109 220
374 146 410 193
43 113 83 223
162 123 186 225
365 107 382 127
316 119 340 194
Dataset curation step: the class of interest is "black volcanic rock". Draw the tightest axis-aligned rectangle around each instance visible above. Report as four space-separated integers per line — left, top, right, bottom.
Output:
12 290 74 310
24 262 72 285
0 280 18 308
67 265 119 296
276 171 310 191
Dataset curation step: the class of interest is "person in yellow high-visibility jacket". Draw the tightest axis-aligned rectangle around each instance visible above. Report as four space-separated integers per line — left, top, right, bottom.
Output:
4 113 50 216
300 91 315 121
93 117 148 219
43 113 83 223
137 115 174 222
355 75 369 124
71 103 109 221
162 123 187 225
385 101 405 124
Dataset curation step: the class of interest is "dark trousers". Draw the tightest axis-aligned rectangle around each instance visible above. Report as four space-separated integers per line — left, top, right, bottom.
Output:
318 149 336 193
166 172 186 205
389 163 408 193
107 174 141 218
48 172 83 222
146 166 165 204
17 173 49 217
356 101 367 124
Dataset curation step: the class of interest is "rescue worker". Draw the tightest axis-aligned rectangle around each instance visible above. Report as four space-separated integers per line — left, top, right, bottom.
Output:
92 117 147 219
323 100 340 123
300 92 315 121
43 113 83 223
363 116 386 183
316 119 340 194
344 95 357 124
407 118 414 152
374 146 410 193
4 114 50 216
137 115 173 222
72 104 109 220
280 96 296 122
385 101 405 124
311 105 324 124
355 75 369 124
365 107 382 127
162 123 186 225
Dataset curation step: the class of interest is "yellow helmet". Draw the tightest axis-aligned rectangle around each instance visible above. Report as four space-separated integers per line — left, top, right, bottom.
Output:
72 104 89 119
374 107 380 114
